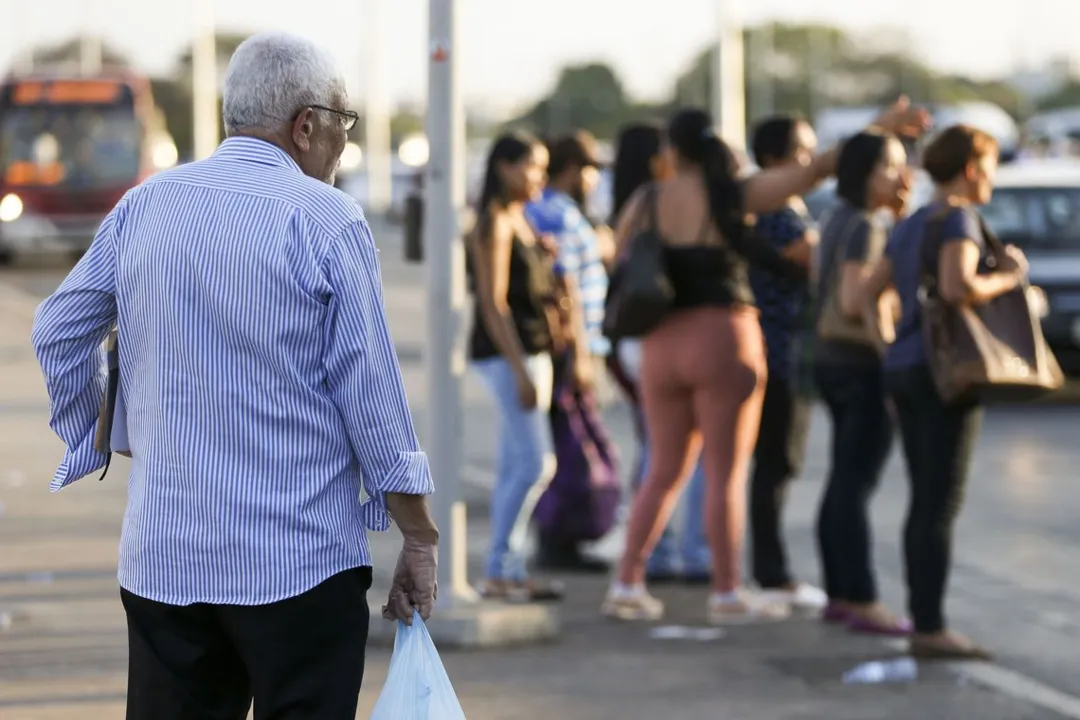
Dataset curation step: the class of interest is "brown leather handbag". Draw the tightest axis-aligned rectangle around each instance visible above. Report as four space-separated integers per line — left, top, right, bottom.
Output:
918 206 1063 404
816 209 886 345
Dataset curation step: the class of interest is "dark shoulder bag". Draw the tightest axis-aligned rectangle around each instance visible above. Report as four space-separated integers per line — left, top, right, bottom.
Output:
602 186 674 341
918 206 1063 404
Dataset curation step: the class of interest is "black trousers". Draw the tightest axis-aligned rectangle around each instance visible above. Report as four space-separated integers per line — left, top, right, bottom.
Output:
814 361 894 604
749 374 811 588
122 567 373 720
887 364 982 633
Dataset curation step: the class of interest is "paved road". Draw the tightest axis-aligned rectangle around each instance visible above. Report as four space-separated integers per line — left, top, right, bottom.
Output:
4 229 1080 719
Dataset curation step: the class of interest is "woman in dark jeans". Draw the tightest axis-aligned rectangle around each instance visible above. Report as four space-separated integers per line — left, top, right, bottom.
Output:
812 129 913 635
862 125 1027 659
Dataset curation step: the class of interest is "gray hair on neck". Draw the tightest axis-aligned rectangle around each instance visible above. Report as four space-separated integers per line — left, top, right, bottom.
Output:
222 32 344 134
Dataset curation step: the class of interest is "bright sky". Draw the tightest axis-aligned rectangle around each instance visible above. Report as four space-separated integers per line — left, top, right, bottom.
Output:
3 0 1074 113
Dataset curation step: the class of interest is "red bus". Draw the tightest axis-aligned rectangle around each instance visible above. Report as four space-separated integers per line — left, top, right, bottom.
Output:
0 70 176 263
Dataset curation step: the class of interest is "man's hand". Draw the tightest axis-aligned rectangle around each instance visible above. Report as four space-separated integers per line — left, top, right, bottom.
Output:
382 534 438 625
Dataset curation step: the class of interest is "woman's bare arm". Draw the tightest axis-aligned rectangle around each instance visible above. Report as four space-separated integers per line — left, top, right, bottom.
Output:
612 186 650 258
469 211 530 379
938 239 1021 305
858 256 897 352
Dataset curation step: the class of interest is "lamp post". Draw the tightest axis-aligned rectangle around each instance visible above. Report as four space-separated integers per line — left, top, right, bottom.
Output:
712 0 746 152
364 0 393 217
191 0 218 160
425 0 477 608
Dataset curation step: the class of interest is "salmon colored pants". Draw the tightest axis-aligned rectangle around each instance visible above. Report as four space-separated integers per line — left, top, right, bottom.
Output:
616 306 767 593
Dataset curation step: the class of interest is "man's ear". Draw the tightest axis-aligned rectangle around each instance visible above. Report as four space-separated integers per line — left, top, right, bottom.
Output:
292 109 315 152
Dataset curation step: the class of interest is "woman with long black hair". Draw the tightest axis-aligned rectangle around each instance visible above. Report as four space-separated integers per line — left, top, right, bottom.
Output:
608 122 710 584
467 132 564 602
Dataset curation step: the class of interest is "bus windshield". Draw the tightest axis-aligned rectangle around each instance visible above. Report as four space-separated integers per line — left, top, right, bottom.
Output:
0 105 141 189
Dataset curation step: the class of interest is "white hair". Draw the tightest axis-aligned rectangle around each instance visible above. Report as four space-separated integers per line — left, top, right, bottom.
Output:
222 32 344 133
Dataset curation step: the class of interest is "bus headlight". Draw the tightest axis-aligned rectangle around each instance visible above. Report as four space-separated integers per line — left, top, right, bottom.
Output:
0 194 23 223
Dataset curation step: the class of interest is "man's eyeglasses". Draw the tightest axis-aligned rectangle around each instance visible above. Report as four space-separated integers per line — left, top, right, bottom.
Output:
309 105 359 131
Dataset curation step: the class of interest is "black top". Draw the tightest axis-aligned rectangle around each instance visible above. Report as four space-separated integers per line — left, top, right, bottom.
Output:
667 246 753 308
644 184 804 311
469 232 555 361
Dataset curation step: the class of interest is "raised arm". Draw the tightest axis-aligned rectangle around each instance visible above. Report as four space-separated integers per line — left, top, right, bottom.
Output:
743 96 931 216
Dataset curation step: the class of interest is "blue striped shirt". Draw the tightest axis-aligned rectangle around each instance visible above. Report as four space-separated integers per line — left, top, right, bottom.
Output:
526 188 611 356
30 137 434 606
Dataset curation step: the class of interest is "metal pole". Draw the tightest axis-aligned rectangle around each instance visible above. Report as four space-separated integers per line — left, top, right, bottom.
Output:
425 0 477 608
80 0 103 77
12 4 32 75
713 0 746 152
750 23 775 123
364 0 393 216
192 0 219 160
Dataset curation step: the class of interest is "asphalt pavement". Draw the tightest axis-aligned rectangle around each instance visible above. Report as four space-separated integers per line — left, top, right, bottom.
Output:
2 223 1080 719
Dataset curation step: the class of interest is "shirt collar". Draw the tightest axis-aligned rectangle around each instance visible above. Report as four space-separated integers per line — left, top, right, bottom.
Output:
212 136 303 173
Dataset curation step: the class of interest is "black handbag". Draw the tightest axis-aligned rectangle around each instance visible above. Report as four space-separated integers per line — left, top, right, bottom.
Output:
603 186 674 340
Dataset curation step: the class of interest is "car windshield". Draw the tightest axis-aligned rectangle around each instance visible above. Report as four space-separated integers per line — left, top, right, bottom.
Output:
0 105 141 189
981 187 1080 249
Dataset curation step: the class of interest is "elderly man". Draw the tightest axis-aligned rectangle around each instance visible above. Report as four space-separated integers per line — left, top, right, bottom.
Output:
30 32 438 720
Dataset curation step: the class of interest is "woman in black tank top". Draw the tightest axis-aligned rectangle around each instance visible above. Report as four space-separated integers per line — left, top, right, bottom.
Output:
467 132 563 602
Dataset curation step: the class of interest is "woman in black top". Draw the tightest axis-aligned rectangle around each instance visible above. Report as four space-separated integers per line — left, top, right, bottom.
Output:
468 132 564 602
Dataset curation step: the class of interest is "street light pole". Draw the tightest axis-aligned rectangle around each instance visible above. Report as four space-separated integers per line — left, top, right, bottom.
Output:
712 0 747 152
80 0 103 77
191 0 219 160
425 0 476 608
364 0 393 217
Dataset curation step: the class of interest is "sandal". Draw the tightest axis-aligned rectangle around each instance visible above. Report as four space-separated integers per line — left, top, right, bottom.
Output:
910 632 993 661
846 605 912 637
601 584 664 621
507 578 565 603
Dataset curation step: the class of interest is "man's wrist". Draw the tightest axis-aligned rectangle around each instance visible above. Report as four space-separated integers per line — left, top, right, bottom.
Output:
402 527 440 545
385 492 439 544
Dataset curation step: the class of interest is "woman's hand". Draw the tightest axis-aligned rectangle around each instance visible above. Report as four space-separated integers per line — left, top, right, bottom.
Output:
872 95 932 139
516 370 538 410
1001 244 1029 278
573 353 595 390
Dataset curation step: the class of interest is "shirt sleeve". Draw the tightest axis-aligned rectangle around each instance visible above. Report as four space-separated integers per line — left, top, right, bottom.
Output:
941 207 984 249
841 216 873 262
30 199 124 490
757 209 808 252
554 206 585 278
322 219 434 532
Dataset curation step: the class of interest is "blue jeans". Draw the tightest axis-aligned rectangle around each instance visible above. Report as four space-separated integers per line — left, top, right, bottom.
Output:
474 354 556 581
619 341 710 576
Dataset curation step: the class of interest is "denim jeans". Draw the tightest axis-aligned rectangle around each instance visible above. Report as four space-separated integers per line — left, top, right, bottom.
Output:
618 340 710 575
474 354 556 581
813 360 894 604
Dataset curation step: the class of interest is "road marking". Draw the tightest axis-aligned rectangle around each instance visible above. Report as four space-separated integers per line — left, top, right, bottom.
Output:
952 663 1080 720
882 639 1080 719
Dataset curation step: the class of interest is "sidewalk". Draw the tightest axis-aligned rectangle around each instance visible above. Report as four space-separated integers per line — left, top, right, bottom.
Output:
0 280 1070 720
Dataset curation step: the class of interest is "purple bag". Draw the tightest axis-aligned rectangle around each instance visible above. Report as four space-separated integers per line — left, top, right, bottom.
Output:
533 378 621 543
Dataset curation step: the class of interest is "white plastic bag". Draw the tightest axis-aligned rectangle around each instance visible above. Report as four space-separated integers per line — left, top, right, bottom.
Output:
370 613 466 720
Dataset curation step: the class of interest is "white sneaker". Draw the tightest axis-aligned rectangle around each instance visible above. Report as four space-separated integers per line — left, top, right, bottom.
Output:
707 588 791 625
601 584 665 622
759 583 828 616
